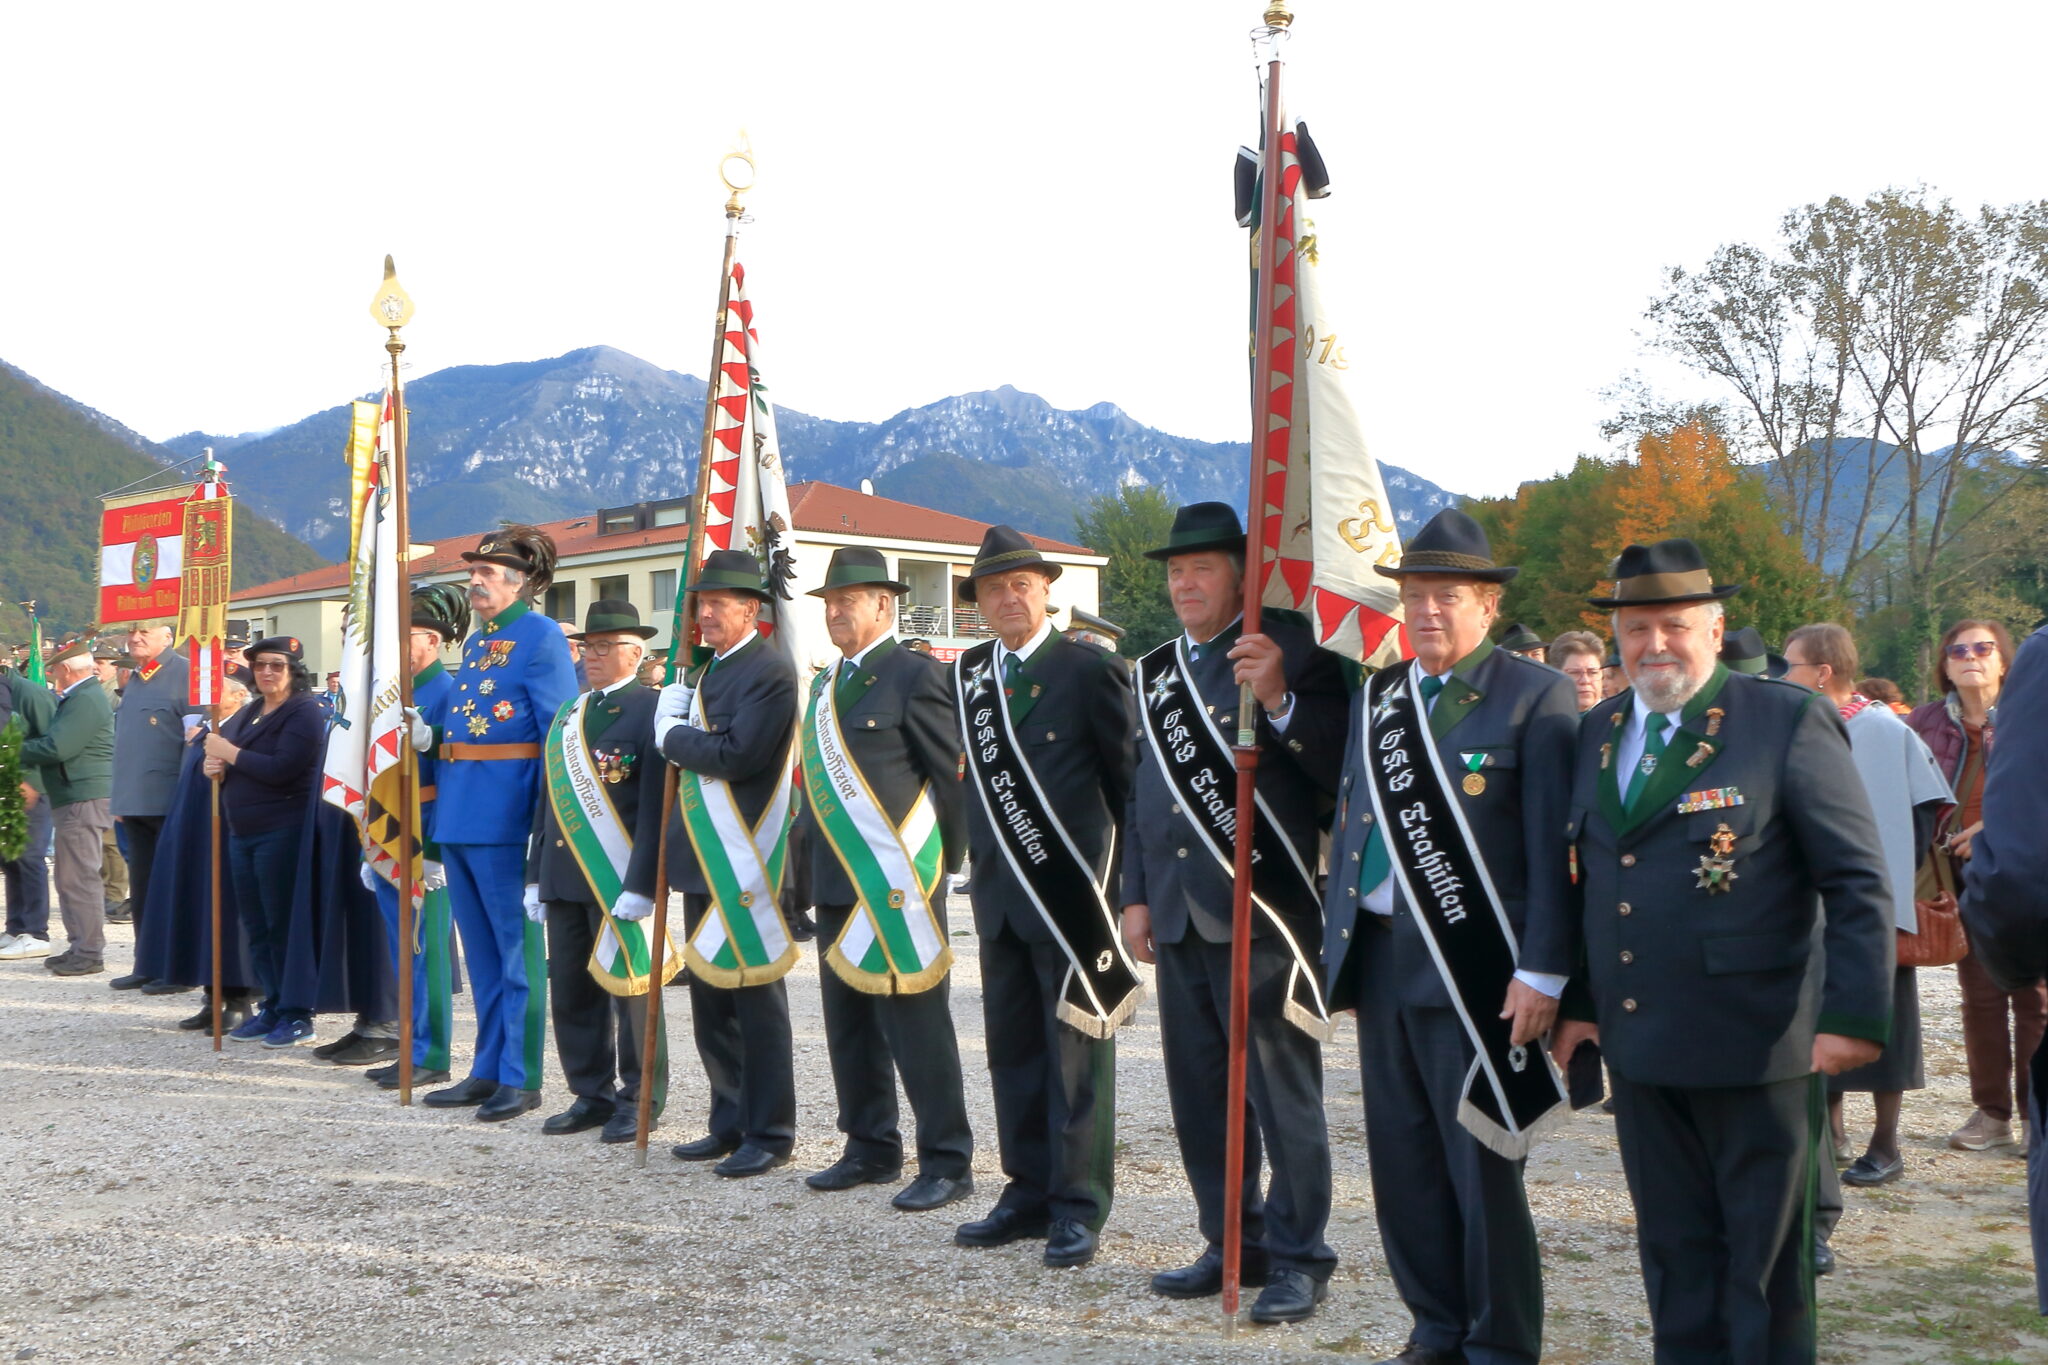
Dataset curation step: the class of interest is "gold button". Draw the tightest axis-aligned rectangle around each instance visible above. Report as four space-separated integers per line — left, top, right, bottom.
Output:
1619 950 1634 964
1176 848 1188 859
1618 902 1632 916
1621 853 1637 867
554 839 564 848
1622 998 1638 1013
1340 927 1350 940
1349 850 1360 862
1362 813 1374 826
1046 731 1056 741
865 719 876 728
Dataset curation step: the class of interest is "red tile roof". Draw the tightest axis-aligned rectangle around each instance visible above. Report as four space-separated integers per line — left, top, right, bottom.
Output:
235 481 1094 601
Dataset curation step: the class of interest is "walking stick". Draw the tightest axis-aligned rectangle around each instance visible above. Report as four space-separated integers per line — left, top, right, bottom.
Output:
633 767 677 1168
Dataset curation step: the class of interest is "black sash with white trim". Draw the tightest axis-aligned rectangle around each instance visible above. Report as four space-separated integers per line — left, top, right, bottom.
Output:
1135 639 1332 1041
955 641 1142 1038
1361 666 1567 1159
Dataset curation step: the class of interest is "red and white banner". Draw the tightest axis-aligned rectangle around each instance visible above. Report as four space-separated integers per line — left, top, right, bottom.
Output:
178 466 233 707
98 495 187 624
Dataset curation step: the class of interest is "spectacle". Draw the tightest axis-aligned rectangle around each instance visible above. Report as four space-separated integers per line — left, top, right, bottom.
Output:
581 640 641 657
1562 666 1602 680
251 660 290 671
1945 641 1997 661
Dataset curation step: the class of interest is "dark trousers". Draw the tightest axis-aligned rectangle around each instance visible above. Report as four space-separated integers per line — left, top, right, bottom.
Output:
683 894 795 1154
4 798 53 938
1611 1072 1820 1365
1156 932 1335 1279
1357 920 1541 1365
2029 1039 2048 1314
227 824 307 1023
1957 949 2048 1123
546 898 667 1114
980 921 1116 1230
122 814 165 935
815 903 972 1177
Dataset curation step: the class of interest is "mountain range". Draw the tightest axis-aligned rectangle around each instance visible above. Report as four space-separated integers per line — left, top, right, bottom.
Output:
162 346 1462 559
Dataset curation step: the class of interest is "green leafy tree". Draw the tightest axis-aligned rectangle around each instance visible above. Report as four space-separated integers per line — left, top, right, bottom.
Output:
1073 486 1182 658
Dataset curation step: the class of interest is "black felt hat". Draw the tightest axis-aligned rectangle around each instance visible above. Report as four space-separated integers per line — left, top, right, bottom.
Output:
1720 626 1786 679
1587 539 1741 608
1143 501 1246 561
460 524 560 595
571 598 658 640
1498 622 1545 654
807 546 909 597
1374 509 1518 583
686 549 774 602
248 635 304 663
411 582 473 641
957 526 1063 603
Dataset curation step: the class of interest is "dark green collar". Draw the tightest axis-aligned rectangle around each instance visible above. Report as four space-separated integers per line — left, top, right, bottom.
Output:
850 635 898 669
1602 664 1734 838
483 599 531 633
1453 633 1496 674
414 660 447 689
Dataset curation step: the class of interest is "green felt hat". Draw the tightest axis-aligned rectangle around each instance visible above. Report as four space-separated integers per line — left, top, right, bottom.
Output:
571 598 658 640
1143 502 1246 562
807 546 909 597
958 526 1063 603
687 549 774 602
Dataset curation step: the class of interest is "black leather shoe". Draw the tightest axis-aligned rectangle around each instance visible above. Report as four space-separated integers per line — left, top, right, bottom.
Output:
105 903 133 924
671 1134 741 1162
1375 1346 1465 1365
1044 1218 1096 1268
805 1155 902 1191
373 1066 451 1091
476 1086 542 1122
954 1206 1051 1247
422 1075 499 1108
1814 1237 1836 1276
1150 1246 1270 1299
714 1144 791 1178
109 973 152 991
542 1098 616 1136
177 1003 249 1032
600 1110 650 1144
1249 1268 1326 1324
892 1172 973 1212
312 1031 363 1060
1842 1152 1903 1186
325 1035 399 1066
140 979 194 995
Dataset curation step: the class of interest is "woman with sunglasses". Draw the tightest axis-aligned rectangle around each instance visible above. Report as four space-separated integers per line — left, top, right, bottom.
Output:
202 636 326 1049
1907 619 2041 1153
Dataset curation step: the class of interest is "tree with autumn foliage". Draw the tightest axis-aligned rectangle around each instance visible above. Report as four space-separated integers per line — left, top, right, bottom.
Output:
1467 418 1843 648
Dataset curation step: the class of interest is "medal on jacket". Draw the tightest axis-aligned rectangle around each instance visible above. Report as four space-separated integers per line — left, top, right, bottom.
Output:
1694 822 1738 894
1458 751 1486 796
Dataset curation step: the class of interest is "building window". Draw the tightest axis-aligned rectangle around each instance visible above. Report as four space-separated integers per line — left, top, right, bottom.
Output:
546 582 577 623
650 570 678 620
594 574 629 606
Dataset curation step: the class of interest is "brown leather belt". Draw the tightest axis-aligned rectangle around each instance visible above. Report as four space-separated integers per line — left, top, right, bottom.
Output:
441 743 540 762
416 785 437 802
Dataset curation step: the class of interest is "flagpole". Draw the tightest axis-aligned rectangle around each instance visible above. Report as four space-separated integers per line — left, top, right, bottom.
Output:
372 258 420 1106
1223 0 1294 1334
637 146 753 1168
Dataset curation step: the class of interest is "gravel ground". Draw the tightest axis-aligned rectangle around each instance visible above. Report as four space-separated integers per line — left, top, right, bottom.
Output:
1 892 2040 1364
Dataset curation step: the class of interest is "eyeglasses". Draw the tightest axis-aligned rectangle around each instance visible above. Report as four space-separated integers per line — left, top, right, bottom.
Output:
581 641 643 657
1562 667 1602 681
1945 641 1997 661
251 660 290 672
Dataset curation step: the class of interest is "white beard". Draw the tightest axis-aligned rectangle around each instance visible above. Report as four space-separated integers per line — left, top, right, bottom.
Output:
1630 655 1707 714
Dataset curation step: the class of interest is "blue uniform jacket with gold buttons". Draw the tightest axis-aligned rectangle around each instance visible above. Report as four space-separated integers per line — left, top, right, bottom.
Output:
413 660 453 853
433 599 577 845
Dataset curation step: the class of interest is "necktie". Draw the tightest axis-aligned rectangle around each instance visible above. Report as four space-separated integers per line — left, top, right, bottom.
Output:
1624 714 1670 811
1002 652 1027 721
835 658 860 703
1354 674 1447 900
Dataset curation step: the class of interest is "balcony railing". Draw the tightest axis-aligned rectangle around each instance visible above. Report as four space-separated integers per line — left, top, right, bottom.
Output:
901 603 996 639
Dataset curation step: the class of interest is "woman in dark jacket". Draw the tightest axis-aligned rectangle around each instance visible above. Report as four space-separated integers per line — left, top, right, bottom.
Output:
202 636 325 1049
1906 618 2040 1153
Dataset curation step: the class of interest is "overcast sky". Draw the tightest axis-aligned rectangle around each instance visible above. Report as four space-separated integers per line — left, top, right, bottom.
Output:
4 1 2043 497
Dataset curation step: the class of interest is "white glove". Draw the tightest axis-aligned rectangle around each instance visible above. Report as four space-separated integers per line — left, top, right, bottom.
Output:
652 683 694 748
421 860 446 894
404 706 434 753
359 863 379 892
523 884 544 924
612 891 655 922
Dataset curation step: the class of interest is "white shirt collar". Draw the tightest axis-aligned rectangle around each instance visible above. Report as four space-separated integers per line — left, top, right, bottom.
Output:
712 633 754 663
1183 614 1244 655
998 619 1055 667
842 631 896 672
590 676 634 701
1629 688 1677 736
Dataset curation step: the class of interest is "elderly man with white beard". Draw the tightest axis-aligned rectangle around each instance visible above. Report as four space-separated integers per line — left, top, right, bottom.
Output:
1551 539 1893 1365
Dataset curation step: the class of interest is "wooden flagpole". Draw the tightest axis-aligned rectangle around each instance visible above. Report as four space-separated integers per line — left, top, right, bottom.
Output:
1222 0 1295 1333
209 735 224 1049
372 259 420 1105
636 145 754 1168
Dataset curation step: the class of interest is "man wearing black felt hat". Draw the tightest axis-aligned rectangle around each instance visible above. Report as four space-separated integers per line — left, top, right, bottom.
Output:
1321 508 1579 1365
1551 538 1892 1364
792 546 975 1212
1120 502 1349 1321
948 525 1137 1269
625 548 802 1178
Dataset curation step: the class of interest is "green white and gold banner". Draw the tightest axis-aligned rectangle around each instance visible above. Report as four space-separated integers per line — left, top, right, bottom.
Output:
678 688 798 988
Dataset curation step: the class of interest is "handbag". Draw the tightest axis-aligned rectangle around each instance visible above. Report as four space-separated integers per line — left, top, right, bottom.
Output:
1899 735 1983 970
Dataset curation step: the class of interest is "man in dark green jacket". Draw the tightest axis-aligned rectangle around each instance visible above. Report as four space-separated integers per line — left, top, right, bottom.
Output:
1 667 59 958
19 642 115 974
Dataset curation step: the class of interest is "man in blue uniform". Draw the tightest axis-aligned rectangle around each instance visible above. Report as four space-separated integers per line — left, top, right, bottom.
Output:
424 527 578 1121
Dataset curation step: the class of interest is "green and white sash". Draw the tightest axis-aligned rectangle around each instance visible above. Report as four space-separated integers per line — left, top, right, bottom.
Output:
802 666 950 995
544 694 680 997
677 684 799 988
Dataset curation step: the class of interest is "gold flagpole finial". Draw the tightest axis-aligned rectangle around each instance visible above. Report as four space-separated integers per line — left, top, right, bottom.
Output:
370 255 416 335
1262 1 1294 27
719 131 757 216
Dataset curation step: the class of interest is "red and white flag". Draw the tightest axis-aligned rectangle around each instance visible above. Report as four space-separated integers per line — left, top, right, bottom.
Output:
177 461 233 707
98 495 186 625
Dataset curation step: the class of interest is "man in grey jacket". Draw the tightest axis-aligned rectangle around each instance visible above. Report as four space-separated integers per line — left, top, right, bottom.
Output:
107 623 189 989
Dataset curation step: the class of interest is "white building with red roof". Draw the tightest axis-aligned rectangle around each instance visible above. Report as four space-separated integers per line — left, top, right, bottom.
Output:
232 481 1105 677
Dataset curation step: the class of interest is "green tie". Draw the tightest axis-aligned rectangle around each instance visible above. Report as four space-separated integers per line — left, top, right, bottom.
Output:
1353 673 1446 900
1002 652 1027 721
835 659 861 703
1624 715 1670 811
